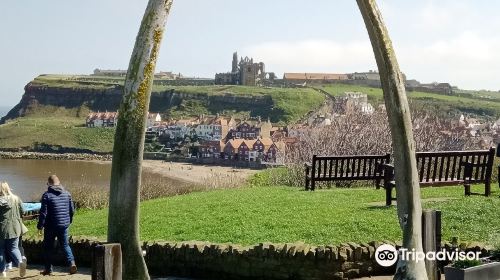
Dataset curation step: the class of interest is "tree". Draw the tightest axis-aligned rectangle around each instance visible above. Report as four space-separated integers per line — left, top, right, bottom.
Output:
356 1 428 279
107 1 173 279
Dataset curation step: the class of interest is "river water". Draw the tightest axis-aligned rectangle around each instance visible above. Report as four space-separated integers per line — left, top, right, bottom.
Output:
0 159 113 200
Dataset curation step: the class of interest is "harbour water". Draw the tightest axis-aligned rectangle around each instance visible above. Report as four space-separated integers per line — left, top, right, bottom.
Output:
0 158 112 200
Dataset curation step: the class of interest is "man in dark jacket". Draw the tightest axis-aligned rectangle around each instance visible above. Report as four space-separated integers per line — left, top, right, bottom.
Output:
37 175 77 275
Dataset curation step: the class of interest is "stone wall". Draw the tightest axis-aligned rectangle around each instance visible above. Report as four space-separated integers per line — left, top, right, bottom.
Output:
0 151 111 161
20 237 491 280
154 79 215 86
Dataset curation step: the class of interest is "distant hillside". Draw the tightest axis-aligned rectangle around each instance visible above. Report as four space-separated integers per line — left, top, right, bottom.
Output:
1 75 325 125
321 84 500 119
2 74 499 153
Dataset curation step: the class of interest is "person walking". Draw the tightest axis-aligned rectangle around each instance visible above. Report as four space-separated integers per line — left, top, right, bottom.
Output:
0 181 26 278
37 175 77 275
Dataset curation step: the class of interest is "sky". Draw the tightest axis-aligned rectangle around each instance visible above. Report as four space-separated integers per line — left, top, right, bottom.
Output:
1 0 500 106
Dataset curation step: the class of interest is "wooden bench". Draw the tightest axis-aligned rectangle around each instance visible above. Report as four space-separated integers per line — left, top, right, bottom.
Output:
22 210 39 221
382 148 495 206
305 154 391 190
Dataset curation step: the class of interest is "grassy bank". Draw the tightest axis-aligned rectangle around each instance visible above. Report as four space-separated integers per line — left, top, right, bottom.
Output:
0 116 114 152
24 184 500 246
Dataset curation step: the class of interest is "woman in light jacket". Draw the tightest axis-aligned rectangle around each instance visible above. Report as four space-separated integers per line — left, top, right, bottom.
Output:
0 182 26 278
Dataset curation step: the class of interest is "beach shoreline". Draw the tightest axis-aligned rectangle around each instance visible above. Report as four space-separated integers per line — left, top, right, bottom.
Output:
0 151 260 185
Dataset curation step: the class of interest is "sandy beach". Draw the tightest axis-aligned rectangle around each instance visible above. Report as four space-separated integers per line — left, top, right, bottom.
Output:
141 160 259 185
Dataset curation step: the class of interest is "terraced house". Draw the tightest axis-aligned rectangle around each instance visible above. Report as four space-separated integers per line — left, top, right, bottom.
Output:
226 119 273 140
194 115 235 141
218 137 284 162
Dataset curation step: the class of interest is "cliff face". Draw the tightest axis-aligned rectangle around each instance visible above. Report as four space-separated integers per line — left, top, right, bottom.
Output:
1 82 274 123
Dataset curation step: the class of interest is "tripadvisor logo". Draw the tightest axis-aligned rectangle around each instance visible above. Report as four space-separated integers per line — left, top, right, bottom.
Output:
375 244 398 267
375 244 481 267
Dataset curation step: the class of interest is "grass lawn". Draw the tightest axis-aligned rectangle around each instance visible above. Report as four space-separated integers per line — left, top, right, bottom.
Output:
24 185 500 246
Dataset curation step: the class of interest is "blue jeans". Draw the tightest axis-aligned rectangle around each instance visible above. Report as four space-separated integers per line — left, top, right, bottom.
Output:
43 227 75 272
0 237 22 271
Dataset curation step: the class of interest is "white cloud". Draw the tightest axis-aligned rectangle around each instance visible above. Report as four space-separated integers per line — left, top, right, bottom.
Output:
243 31 500 90
243 40 376 76
398 31 500 89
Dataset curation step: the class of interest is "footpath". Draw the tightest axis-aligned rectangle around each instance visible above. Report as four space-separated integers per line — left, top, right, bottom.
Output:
4 265 89 280
4 265 193 280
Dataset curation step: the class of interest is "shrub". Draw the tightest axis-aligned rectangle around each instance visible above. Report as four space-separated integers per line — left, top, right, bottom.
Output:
452 259 482 269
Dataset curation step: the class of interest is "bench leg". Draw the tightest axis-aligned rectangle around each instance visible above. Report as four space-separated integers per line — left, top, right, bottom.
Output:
311 179 316 191
464 184 471 196
385 187 393 206
485 181 491 197
305 178 310 191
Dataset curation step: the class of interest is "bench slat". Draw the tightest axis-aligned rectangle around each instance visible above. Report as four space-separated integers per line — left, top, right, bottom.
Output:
323 159 331 177
419 156 426 181
425 155 432 182
444 155 451 181
340 158 345 179
438 155 445 181
480 155 486 180
334 158 339 178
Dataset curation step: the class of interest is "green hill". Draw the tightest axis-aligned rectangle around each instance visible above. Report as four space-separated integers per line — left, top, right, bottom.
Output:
4 75 325 124
321 84 500 118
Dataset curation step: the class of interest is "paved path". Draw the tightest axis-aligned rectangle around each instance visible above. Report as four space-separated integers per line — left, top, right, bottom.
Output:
4 266 193 280
4 265 90 279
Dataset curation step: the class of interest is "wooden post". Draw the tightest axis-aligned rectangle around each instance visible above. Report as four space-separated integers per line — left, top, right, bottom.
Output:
422 210 442 280
92 243 122 280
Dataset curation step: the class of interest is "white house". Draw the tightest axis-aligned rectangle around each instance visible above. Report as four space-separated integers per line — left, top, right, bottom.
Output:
147 113 162 128
86 112 118 128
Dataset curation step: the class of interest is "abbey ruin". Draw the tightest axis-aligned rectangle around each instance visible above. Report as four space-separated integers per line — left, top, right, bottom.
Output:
215 52 276 86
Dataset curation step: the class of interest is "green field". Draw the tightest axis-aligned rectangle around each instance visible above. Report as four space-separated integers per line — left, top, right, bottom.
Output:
164 85 325 124
24 184 500 246
0 116 114 152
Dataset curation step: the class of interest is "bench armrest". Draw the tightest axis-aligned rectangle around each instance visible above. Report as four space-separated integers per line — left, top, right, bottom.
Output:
304 162 312 168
